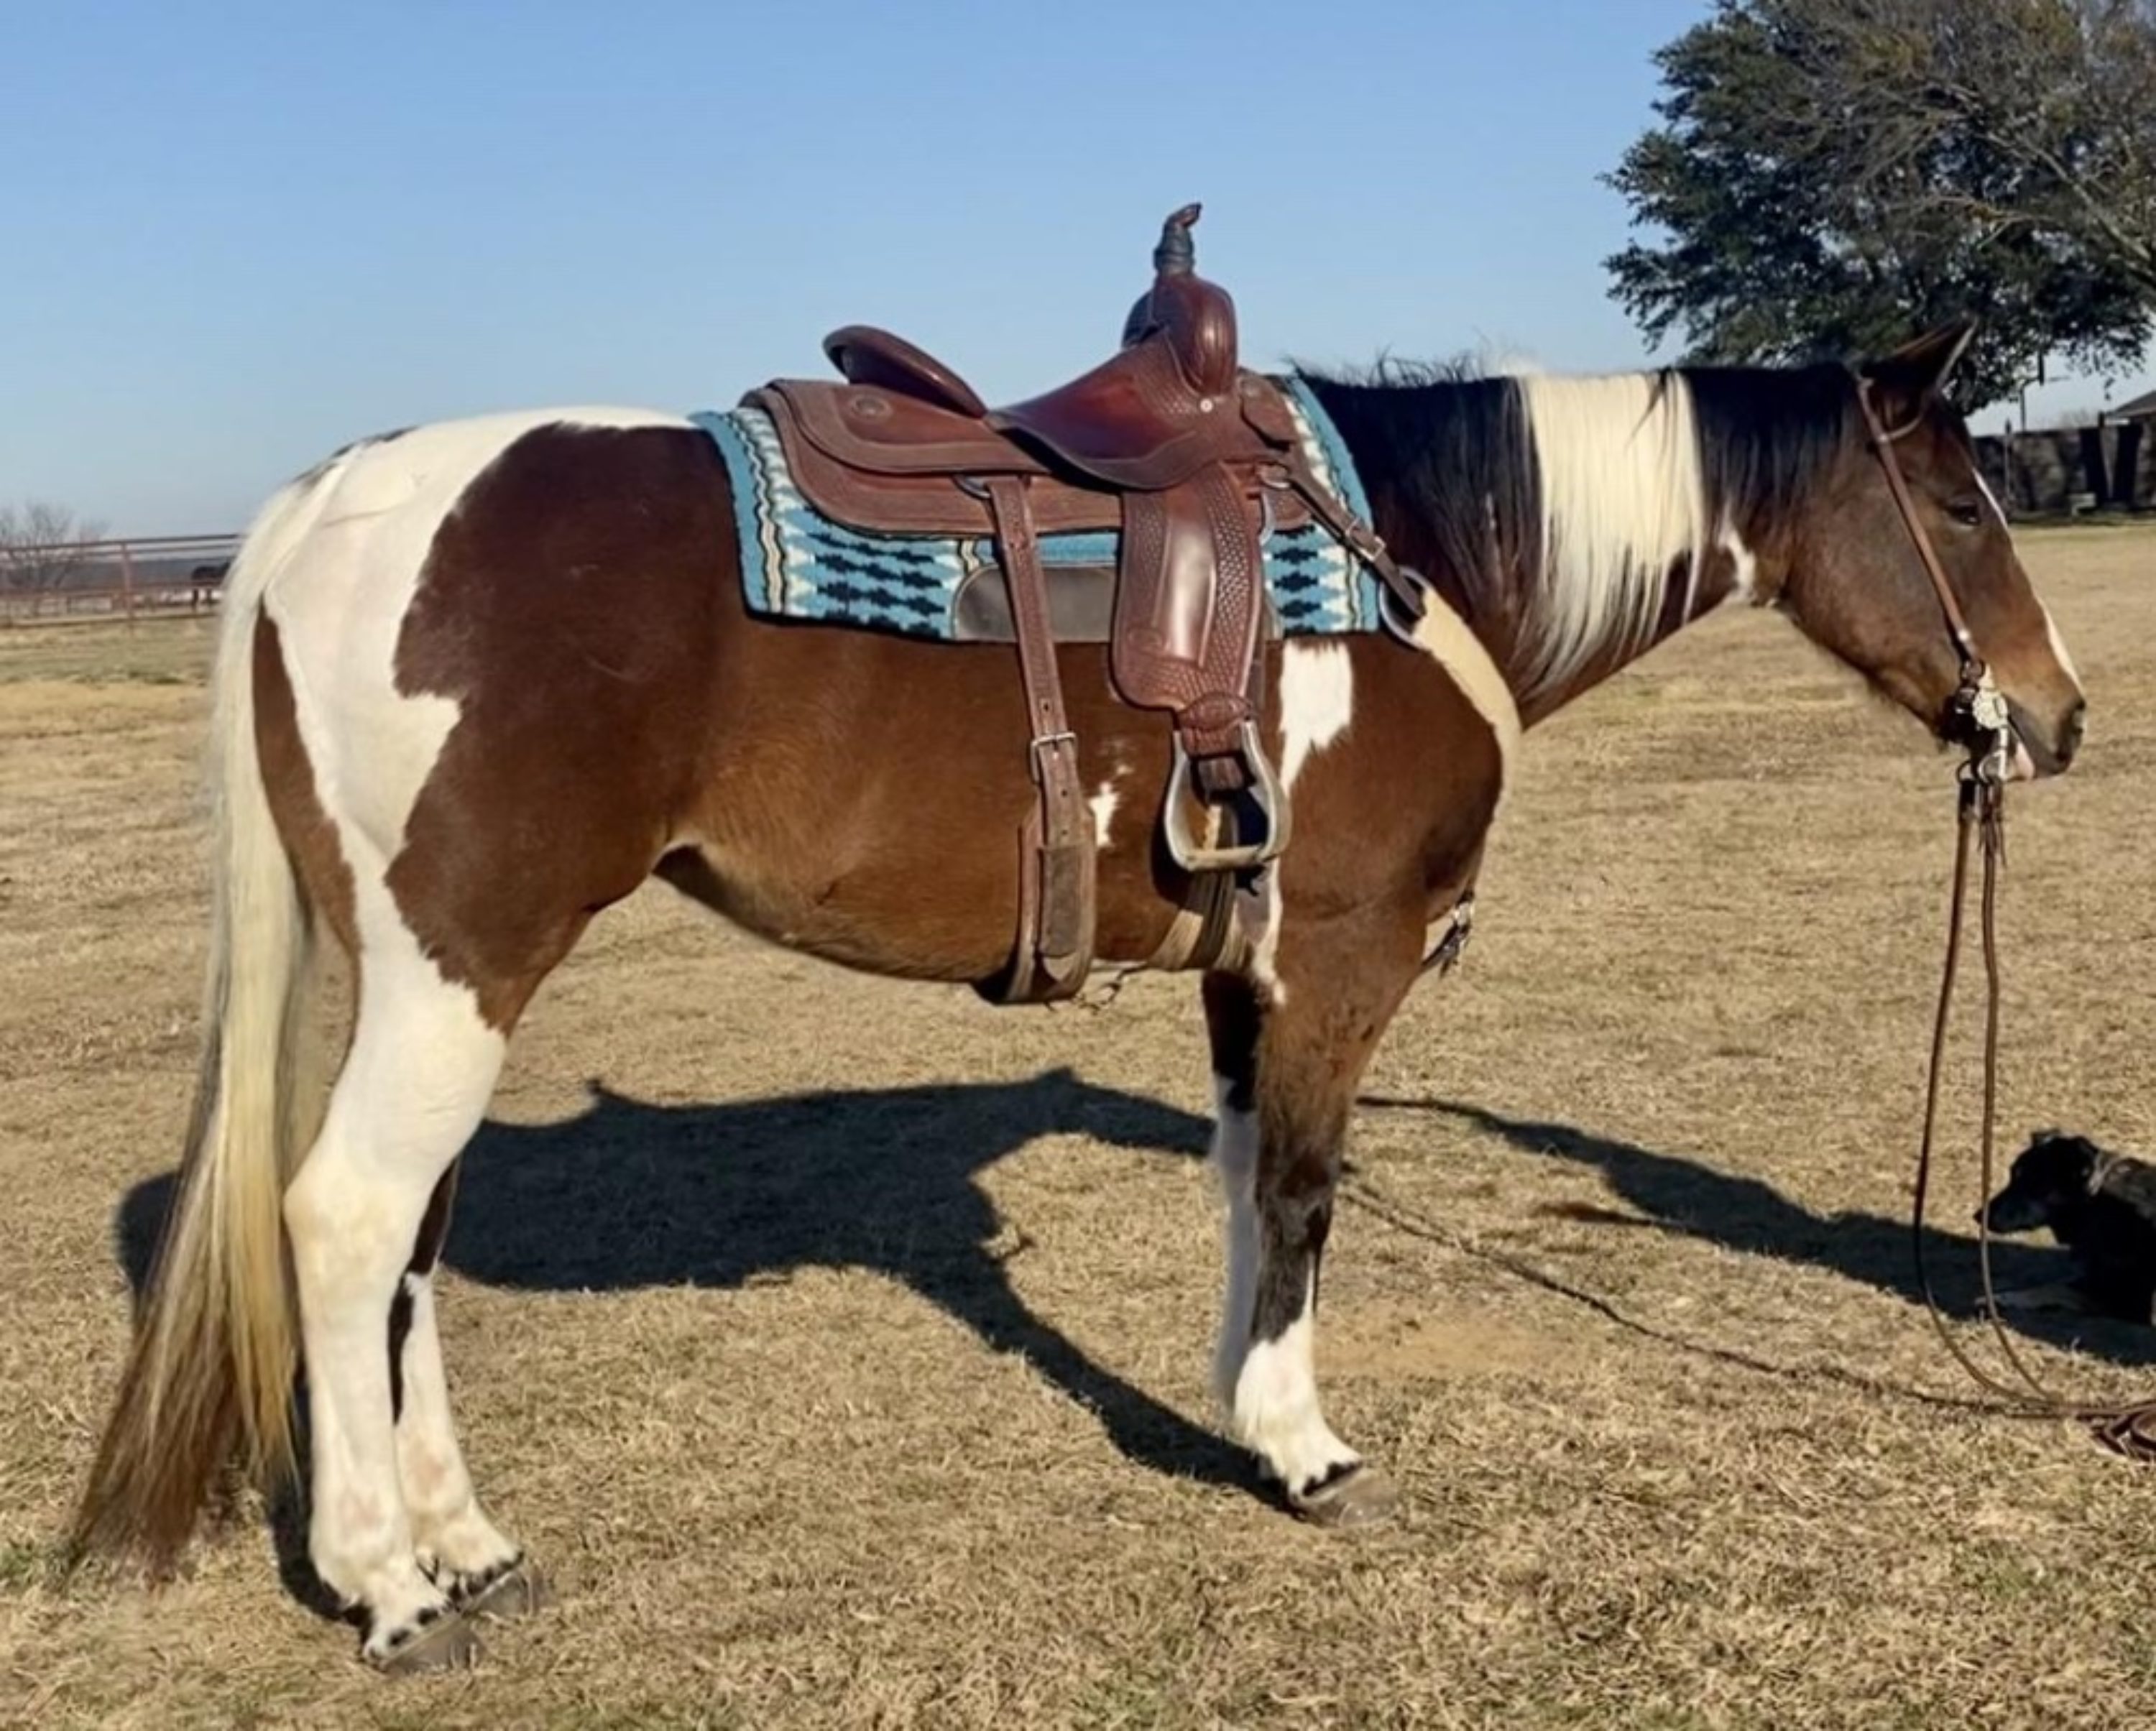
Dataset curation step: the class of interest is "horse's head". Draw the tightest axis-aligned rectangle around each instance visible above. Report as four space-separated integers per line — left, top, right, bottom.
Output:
1770 323 2086 778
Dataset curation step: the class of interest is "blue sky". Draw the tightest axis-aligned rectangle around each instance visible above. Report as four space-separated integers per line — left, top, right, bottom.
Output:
6 0 2147 534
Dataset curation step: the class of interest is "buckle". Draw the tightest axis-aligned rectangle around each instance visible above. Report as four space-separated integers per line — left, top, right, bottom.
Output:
1030 729 1077 783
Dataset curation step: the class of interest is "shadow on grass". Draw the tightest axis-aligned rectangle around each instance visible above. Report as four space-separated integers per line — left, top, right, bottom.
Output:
112 1066 2152 1632
1362 1094 2156 1369
117 1066 1250 1531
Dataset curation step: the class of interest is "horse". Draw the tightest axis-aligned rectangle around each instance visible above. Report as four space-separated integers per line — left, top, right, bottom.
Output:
70 316 2086 1671
186 560 230 613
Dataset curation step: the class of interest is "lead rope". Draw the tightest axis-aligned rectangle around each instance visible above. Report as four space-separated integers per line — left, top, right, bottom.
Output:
1856 371 2156 1452
1912 771 2156 1457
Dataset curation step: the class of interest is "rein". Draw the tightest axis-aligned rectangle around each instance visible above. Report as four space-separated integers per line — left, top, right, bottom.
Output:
1863 379 2156 1460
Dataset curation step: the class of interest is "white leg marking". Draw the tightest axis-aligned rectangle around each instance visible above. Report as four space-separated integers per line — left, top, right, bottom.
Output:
396 1270 519 1586
1231 1270 1359 1495
284 938 506 1653
1209 1079 1357 1495
1277 641 1355 791
1210 1076 1261 1413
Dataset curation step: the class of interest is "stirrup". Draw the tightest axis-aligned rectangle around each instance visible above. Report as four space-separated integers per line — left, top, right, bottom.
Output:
1162 722 1291 873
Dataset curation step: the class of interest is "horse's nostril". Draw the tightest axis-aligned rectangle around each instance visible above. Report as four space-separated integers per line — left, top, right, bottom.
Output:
2058 700 2088 767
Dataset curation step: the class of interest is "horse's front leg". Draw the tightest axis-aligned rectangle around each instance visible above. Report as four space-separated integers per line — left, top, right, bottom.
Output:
1202 906 1422 1527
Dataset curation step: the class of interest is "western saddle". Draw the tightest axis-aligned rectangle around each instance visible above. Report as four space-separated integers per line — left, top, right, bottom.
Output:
741 206 1424 1004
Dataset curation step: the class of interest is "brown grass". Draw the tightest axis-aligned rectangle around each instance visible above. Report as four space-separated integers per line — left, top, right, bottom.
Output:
4 535 2155 1728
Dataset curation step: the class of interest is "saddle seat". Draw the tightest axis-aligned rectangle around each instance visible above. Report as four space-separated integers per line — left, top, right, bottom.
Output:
740 206 1422 1009
822 222 1247 491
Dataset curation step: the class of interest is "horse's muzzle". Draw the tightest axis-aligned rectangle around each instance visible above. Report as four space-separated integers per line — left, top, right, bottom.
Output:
2007 696 2086 779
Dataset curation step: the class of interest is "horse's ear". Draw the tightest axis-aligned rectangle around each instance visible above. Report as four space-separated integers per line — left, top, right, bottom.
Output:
1860 319 1978 418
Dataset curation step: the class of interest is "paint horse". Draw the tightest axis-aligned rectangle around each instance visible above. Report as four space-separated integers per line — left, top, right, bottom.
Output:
73 266 2083 1670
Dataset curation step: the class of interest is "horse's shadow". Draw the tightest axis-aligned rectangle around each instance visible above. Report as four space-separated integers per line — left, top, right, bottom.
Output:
117 1066 1249 1490
1365 1095 2156 1367
114 1070 2152 1543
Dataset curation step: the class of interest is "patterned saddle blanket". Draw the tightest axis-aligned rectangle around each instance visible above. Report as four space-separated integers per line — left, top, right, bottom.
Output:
689 377 1390 644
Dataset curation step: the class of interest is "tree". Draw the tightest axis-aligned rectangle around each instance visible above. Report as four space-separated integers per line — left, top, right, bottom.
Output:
1606 0 2156 410
0 502 106 597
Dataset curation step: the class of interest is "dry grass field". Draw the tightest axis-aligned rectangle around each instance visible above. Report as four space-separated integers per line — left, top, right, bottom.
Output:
2 527 2153 1729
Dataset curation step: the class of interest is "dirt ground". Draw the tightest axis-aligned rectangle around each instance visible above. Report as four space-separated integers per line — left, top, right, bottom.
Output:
2 526 2154 1730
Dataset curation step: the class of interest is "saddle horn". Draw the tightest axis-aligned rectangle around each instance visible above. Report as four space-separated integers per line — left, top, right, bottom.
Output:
1123 203 1204 348
1153 203 1200 275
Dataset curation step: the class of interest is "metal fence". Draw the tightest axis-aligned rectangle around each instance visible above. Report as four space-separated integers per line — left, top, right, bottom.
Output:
0 533 241 624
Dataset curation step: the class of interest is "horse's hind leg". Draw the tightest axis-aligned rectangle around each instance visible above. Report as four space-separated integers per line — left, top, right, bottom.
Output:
390 1163 545 1620
282 959 508 1670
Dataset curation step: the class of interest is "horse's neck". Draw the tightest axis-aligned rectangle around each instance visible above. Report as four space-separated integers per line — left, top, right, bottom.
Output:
1412 548 1738 729
1310 367 1770 724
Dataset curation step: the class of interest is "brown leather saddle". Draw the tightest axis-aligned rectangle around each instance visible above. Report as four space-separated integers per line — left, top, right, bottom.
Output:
741 205 1422 1005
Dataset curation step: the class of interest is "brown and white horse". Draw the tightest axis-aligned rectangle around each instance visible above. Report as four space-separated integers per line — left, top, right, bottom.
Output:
74 320 2085 1668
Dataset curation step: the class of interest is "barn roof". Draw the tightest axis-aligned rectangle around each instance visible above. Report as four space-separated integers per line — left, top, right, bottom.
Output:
2115 387 2156 420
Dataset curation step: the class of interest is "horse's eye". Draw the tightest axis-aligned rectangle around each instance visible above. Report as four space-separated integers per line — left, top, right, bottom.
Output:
1945 499 1985 528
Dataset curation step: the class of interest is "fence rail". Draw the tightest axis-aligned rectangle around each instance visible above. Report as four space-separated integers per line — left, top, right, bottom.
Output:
0 533 240 624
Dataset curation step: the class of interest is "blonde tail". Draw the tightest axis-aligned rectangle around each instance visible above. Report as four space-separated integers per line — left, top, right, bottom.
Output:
73 470 337 1570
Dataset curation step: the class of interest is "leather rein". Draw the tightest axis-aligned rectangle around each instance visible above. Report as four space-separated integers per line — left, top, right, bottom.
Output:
1861 379 2156 1458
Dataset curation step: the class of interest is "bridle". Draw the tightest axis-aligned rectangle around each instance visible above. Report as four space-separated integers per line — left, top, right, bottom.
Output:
1861 377 2156 1458
1856 379 2016 786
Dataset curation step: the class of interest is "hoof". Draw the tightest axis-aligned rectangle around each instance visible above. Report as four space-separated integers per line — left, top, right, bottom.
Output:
1288 1462 1401 1531
453 1555 553 1622
370 1604 481 1676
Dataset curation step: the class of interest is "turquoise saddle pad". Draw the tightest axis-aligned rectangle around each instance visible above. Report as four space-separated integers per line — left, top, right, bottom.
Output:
690 377 1388 642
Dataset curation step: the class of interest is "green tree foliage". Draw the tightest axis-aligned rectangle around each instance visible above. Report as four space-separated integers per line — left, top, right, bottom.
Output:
1606 0 2156 408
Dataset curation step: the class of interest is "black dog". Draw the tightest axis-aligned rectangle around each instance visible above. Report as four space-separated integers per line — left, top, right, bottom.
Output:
1977 1131 2156 1324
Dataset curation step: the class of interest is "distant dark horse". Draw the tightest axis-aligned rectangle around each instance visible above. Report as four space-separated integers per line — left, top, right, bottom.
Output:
186 560 229 612
75 316 2083 1669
